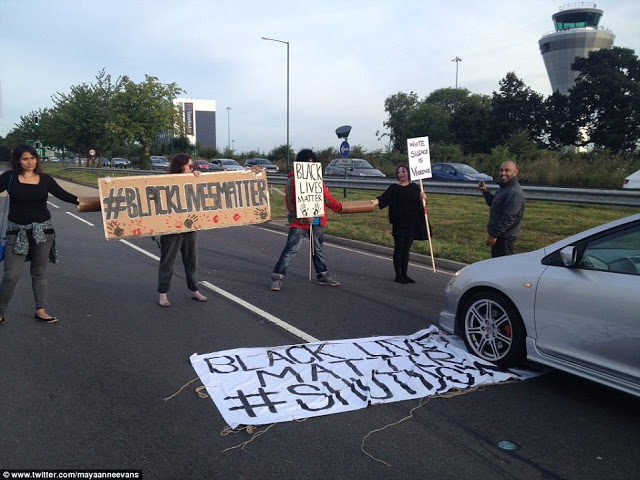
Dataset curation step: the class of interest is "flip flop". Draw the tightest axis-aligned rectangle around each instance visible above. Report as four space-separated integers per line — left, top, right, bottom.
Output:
159 300 171 307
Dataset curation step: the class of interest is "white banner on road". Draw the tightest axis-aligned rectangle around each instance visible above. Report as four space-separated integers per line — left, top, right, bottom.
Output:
190 326 516 428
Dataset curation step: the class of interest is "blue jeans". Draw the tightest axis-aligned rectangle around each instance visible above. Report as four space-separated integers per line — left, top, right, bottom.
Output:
273 226 327 278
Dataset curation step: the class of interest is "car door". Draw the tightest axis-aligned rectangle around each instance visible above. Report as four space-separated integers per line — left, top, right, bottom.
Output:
534 222 640 383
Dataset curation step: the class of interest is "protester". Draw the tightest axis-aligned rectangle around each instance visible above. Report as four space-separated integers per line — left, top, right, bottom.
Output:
157 154 208 307
372 164 428 283
270 149 343 291
478 160 526 257
0 144 79 324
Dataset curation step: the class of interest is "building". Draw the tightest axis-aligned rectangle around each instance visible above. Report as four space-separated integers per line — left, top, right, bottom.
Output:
538 3 615 95
172 98 217 149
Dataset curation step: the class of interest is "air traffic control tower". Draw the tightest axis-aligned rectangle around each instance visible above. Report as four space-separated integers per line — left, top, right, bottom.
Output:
539 3 615 94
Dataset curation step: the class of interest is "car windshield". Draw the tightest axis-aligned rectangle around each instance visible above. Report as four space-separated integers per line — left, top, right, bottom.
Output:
455 164 480 175
352 160 374 169
223 160 239 166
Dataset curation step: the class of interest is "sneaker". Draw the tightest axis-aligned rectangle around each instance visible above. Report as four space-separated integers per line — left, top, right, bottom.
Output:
317 274 340 287
270 273 283 291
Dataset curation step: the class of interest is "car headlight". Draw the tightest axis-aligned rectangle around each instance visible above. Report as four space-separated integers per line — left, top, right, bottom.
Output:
447 267 466 286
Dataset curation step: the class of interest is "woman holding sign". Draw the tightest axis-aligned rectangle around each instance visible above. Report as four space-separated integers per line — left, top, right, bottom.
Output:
372 164 427 284
157 154 208 307
0 144 79 324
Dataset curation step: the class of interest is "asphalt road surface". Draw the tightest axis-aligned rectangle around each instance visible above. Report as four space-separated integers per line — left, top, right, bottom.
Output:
0 181 638 480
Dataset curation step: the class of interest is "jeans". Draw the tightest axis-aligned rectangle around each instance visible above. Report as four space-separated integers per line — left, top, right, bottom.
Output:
273 226 327 278
0 233 54 316
157 232 199 293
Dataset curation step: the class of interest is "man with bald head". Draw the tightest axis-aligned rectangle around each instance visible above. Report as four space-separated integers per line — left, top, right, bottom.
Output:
478 161 525 257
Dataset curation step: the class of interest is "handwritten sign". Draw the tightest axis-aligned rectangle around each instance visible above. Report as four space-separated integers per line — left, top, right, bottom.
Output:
97 170 270 240
190 326 516 428
293 161 325 219
407 136 432 180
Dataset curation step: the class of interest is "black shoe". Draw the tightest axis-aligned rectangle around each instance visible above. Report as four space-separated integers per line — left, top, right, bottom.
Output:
404 276 416 283
394 277 408 284
34 314 58 324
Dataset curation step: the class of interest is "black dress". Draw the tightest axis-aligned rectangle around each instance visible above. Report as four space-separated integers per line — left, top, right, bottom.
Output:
377 183 424 282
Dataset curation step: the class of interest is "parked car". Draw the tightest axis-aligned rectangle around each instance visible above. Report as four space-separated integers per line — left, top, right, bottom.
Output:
243 158 279 173
101 158 110 167
430 163 492 182
150 156 170 171
210 158 245 172
324 159 386 177
623 169 640 189
111 157 130 168
193 160 212 171
439 213 640 397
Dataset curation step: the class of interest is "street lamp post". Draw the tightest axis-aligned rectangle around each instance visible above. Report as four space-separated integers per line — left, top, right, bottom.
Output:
452 56 462 89
226 107 232 151
261 36 290 172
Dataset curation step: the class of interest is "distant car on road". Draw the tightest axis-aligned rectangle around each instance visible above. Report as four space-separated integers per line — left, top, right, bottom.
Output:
430 163 492 182
193 160 212 171
150 156 170 171
439 212 640 397
210 159 245 172
324 158 386 177
243 158 279 173
623 169 640 189
100 158 110 167
111 157 130 168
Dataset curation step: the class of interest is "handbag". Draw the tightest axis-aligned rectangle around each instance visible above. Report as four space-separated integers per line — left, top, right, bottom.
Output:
0 174 13 262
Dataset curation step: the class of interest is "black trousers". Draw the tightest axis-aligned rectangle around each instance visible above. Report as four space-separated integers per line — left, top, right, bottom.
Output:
491 237 515 258
393 233 414 280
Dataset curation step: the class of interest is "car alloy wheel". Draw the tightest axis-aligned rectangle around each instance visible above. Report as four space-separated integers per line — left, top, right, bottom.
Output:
461 291 525 368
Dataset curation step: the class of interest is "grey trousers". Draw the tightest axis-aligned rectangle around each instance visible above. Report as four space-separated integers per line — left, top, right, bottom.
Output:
0 233 54 316
157 232 199 293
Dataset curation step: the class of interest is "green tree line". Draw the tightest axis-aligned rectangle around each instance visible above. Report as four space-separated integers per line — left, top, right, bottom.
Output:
1 47 639 185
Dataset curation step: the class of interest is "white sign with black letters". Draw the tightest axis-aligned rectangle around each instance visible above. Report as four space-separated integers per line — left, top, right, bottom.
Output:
407 136 432 180
190 326 516 428
293 161 325 219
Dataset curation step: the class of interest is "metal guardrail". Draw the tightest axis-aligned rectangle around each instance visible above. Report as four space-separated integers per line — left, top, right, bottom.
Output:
65 168 640 207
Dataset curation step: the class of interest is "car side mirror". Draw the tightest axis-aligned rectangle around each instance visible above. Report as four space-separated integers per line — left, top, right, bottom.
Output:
560 246 578 267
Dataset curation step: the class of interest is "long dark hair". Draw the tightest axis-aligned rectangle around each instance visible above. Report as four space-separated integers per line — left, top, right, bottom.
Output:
10 144 44 175
169 153 192 174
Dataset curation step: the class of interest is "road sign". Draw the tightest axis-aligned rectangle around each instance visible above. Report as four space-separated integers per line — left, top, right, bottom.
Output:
89 149 96 157
26 139 35 145
340 141 350 158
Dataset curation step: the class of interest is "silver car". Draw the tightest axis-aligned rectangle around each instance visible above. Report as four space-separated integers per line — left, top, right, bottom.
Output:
439 213 640 397
325 158 385 177
210 158 245 171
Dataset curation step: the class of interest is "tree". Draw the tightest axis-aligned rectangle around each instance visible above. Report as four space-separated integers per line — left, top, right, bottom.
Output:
450 99 494 154
425 87 477 115
380 91 420 152
111 75 184 168
50 70 124 165
492 72 544 144
405 103 452 146
570 47 640 152
540 91 580 150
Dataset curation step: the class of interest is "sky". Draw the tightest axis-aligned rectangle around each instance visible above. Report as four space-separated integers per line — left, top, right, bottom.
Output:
1 0 638 154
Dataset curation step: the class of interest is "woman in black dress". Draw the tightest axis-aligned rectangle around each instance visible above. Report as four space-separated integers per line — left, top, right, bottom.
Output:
373 164 427 283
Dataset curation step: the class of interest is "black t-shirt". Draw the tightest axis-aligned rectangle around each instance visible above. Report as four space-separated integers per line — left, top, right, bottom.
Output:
0 171 78 224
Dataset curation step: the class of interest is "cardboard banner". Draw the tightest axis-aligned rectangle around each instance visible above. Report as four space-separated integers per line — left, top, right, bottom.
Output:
190 326 517 428
293 161 325 219
97 170 270 240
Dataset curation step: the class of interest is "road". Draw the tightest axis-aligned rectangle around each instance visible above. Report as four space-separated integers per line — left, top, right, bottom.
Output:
0 181 638 480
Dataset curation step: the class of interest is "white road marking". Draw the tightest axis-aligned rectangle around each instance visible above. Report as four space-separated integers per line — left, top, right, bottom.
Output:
65 211 94 227
200 280 319 343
